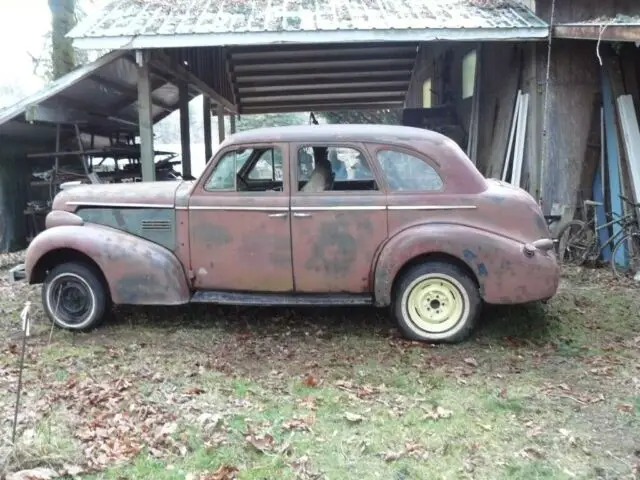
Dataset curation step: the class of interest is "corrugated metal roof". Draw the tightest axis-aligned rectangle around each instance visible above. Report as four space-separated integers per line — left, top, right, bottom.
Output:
69 0 548 49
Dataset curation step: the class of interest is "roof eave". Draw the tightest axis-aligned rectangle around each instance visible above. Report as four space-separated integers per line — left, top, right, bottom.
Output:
72 27 549 51
553 24 640 42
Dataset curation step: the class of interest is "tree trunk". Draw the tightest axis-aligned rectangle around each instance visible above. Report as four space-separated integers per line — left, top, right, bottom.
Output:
49 0 76 79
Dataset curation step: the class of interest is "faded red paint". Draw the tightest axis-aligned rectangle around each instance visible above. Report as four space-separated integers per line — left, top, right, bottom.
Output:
25 224 190 305
25 124 559 309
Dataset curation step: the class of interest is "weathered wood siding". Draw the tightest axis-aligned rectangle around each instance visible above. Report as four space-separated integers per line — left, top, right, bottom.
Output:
540 39 600 214
537 0 639 23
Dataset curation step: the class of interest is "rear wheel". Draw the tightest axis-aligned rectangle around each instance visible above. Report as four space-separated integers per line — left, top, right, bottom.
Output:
611 232 640 279
392 261 481 343
42 262 109 331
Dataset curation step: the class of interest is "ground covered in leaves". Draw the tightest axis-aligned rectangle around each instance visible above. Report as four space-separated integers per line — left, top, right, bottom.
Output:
0 254 639 479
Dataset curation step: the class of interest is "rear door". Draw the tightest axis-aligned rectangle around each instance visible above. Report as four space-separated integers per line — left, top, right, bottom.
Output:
289 142 388 293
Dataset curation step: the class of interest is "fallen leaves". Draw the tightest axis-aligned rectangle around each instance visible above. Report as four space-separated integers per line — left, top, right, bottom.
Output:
519 446 545 460
245 432 275 453
283 415 314 432
424 406 453 420
6 468 59 480
335 380 381 399
463 357 479 368
184 386 206 395
343 412 364 423
382 441 428 462
303 373 319 387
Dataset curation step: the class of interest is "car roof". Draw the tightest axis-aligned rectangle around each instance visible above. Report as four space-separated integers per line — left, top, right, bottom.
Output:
226 124 450 147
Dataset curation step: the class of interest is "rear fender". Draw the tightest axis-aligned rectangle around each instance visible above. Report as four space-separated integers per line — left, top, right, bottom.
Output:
25 224 190 305
373 223 554 306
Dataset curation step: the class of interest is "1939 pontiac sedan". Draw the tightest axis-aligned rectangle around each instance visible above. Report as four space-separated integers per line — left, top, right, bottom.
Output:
21 125 559 343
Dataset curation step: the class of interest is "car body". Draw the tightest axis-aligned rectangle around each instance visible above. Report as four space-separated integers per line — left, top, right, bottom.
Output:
21 124 559 343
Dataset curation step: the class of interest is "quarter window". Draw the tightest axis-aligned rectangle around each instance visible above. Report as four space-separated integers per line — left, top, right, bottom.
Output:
377 150 443 191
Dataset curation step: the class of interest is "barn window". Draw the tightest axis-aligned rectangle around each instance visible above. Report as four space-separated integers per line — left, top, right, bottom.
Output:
462 50 477 99
422 78 432 108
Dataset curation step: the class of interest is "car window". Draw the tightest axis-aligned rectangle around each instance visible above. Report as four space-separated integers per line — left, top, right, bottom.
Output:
377 149 443 191
248 149 283 181
204 147 282 191
297 146 378 192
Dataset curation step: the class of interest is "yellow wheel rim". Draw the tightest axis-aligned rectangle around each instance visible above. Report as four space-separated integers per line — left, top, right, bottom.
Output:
405 275 465 333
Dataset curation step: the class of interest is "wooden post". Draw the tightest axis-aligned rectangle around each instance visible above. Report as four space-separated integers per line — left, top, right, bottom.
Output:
217 104 225 143
136 50 155 182
179 82 191 178
203 95 213 162
230 114 236 134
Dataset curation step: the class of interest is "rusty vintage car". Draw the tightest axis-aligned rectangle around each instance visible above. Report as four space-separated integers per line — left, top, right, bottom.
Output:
20 125 559 343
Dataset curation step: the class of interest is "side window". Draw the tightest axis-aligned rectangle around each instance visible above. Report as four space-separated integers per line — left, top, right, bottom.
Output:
297 146 378 192
248 149 283 181
204 147 283 192
377 150 443 191
204 149 248 191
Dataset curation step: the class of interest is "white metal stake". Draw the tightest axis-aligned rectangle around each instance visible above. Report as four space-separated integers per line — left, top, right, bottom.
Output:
12 301 32 444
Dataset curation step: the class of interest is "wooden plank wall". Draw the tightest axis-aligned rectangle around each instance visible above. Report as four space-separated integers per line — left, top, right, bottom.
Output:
539 39 600 215
475 43 522 179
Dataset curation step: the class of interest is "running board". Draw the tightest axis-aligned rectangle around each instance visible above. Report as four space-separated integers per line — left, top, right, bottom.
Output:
191 291 373 306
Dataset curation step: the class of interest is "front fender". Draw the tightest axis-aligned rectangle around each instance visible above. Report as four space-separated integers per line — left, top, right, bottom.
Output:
25 224 190 305
373 223 559 306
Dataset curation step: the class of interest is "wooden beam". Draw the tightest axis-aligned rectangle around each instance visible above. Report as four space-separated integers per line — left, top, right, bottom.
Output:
230 114 236 134
234 58 414 74
136 50 155 182
217 104 225 143
236 69 411 84
232 50 416 66
150 51 237 113
554 24 640 42
179 81 191 179
203 95 213 162
241 101 404 114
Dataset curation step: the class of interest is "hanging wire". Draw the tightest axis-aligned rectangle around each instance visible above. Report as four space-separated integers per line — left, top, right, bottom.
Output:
539 0 557 208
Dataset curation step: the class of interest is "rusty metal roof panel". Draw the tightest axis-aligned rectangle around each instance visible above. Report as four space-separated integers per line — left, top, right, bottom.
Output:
69 0 548 49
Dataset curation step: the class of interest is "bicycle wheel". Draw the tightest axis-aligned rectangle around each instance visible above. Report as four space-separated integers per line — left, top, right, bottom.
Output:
610 232 640 279
556 219 594 265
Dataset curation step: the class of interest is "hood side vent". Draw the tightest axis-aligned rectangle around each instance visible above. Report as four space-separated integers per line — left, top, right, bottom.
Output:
141 220 172 231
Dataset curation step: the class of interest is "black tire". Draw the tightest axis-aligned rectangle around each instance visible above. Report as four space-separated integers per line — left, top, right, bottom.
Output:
392 261 481 343
42 262 109 331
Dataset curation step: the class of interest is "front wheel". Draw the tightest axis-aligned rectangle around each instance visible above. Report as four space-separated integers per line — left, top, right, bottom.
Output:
42 262 109 331
392 261 481 343
610 232 640 279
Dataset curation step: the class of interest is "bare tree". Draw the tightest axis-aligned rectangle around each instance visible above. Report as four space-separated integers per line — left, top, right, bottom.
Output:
48 0 77 79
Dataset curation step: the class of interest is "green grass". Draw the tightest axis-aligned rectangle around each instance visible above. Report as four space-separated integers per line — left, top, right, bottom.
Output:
1 266 639 479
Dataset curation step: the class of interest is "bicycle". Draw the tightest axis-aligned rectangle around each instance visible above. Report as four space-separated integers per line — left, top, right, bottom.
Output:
556 195 640 278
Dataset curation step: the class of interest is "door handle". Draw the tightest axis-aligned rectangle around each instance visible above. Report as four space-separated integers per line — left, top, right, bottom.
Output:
268 212 288 218
293 212 312 218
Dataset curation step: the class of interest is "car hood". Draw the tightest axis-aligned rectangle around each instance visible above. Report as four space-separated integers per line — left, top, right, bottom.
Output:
52 181 184 211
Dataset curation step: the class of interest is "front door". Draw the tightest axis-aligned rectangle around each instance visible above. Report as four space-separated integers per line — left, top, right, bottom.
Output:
188 143 294 292
289 143 388 293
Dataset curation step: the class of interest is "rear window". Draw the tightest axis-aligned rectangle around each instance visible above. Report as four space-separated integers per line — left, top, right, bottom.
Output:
377 150 443 191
